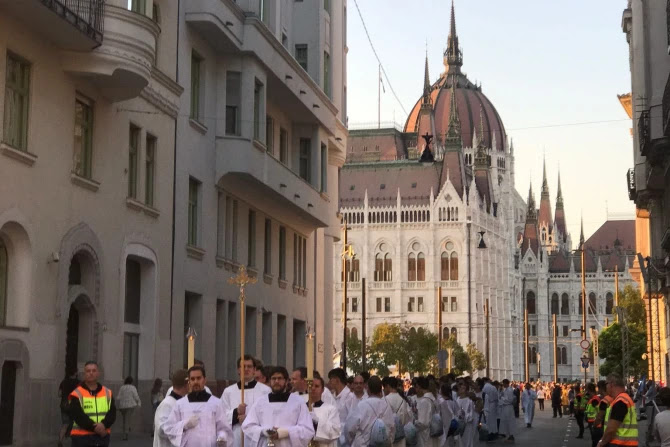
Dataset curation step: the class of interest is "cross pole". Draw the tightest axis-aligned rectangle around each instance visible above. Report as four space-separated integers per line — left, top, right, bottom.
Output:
228 265 257 447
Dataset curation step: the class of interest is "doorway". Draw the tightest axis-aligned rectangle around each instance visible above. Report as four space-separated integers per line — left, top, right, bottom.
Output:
65 295 95 373
0 361 17 445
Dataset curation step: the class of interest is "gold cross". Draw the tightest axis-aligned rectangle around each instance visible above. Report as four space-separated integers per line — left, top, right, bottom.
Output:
342 244 355 259
228 265 257 302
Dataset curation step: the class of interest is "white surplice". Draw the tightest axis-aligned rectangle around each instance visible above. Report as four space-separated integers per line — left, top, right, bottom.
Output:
334 386 358 425
344 396 396 447
220 381 271 447
415 394 439 447
521 389 536 425
293 386 336 407
481 383 499 435
498 387 516 437
384 393 413 447
241 392 315 447
311 402 342 447
456 397 475 447
163 392 233 447
154 394 180 447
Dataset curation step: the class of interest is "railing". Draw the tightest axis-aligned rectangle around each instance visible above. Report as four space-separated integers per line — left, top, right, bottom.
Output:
639 109 651 155
335 281 361 291
402 281 427 289
437 281 459 288
371 281 394 289
42 0 105 41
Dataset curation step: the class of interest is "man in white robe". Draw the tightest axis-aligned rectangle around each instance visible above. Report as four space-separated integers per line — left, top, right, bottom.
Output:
220 355 271 447
352 374 368 403
498 379 516 442
154 370 188 447
344 376 396 447
309 376 341 447
242 366 315 447
382 377 413 447
327 368 358 426
165 360 212 396
414 377 439 447
291 367 336 407
163 366 233 447
521 383 536 428
481 378 499 442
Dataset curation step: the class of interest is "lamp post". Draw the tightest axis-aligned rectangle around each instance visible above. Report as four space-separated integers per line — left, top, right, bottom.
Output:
537 353 541 380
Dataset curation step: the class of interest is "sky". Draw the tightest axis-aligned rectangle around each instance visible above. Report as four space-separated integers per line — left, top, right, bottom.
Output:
346 0 634 242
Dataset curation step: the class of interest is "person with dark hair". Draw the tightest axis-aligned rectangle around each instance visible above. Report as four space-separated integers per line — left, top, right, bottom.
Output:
414 377 436 446
151 378 164 435
291 367 336 407
328 368 357 429
600 374 638 447
552 384 563 418
481 377 499 441
344 376 395 445
499 379 516 442
242 366 315 446
308 377 341 447
164 365 232 446
653 387 670 447
58 366 79 447
67 361 116 446
220 355 270 446
259 365 273 385
352 374 368 402
166 359 212 396
117 376 142 440
383 377 413 446
153 370 188 447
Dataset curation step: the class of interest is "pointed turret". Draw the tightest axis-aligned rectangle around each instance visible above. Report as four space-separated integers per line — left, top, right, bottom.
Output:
579 215 585 248
422 51 432 105
554 168 568 244
521 182 540 255
444 80 462 151
443 0 463 74
538 157 553 233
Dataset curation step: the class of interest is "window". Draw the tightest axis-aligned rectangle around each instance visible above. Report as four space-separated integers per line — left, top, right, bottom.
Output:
408 254 416 281
225 72 241 135
247 210 256 267
441 252 449 280
450 297 457 312
351 297 358 313
408 297 415 312
130 0 146 14
343 257 360 282
589 292 597 315
266 116 274 155
562 325 569 337
551 293 559 315
232 200 238 262
526 291 536 314
451 327 457 341
190 51 202 121
384 297 391 312
579 294 583 315
351 327 358 340
323 51 331 97
128 125 140 198
279 128 288 164
441 296 448 312
259 0 270 24
321 143 328 193
561 293 570 315
124 259 141 324
254 80 263 141
279 226 286 280
450 252 459 280
293 234 307 288
376 297 382 313
188 178 200 246
530 324 537 336
417 296 424 312
529 346 537 364
408 242 424 281
73 97 94 178
299 138 311 182
123 333 139 381
145 134 156 206
295 44 308 71
606 292 614 314
441 243 459 281
557 346 568 365
0 240 7 325
374 244 392 281
442 327 449 339
3 53 31 150
264 219 271 274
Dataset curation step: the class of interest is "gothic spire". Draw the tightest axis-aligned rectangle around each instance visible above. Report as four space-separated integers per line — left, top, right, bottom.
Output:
541 156 549 196
556 168 564 208
422 51 431 105
526 182 537 221
579 214 585 248
444 0 463 73
444 78 462 151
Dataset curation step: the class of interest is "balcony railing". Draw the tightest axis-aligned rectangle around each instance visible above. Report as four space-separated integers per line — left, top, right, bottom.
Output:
42 0 105 43
639 110 651 156
437 281 459 289
402 281 427 289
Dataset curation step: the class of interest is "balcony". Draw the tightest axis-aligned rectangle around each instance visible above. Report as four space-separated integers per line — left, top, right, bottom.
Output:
61 4 159 101
437 281 459 289
0 0 104 51
371 281 394 290
402 281 427 289
216 139 330 233
335 282 361 291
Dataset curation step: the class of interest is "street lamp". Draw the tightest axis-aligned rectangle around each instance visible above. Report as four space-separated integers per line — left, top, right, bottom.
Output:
537 353 541 379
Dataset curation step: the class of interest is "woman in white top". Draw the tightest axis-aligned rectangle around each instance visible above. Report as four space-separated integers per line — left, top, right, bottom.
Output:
537 387 545 411
117 376 142 440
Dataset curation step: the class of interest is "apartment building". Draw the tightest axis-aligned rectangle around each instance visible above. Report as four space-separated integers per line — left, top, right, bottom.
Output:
0 0 181 444
172 0 347 380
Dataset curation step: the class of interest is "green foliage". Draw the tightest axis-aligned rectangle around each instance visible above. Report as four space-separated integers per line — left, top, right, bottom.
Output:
345 335 364 373
467 343 487 372
404 327 439 375
598 285 647 377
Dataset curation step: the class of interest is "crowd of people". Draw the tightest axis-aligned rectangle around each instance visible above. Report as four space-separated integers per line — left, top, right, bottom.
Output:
58 357 670 447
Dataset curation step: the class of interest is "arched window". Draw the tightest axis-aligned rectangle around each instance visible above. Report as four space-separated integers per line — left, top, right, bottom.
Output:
417 253 425 281
551 293 559 315
526 291 536 314
408 253 416 281
441 252 449 280
529 346 537 364
589 292 597 315
561 293 570 315
351 327 358 340
442 327 449 340
451 327 457 341
579 294 583 315
450 252 458 280
0 240 6 325
374 243 392 281
606 292 614 315
409 327 417 336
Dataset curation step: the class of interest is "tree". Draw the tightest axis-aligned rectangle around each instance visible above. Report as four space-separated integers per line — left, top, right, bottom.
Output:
598 285 647 377
467 343 487 372
440 335 471 376
345 335 364 374
369 323 404 368
403 327 438 376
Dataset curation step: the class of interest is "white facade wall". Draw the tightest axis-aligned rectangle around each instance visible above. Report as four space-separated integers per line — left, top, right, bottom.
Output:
174 0 347 380
0 0 180 444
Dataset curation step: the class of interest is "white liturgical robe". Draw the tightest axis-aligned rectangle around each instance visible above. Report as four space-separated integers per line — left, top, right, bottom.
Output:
163 391 233 447
311 401 341 447
482 383 499 435
293 387 337 407
384 393 413 447
498 387 516 437
220 380 271 447
415 394 439 447
344 396 396 447
241 391 315 447
154 393 180 447
521 389 536 425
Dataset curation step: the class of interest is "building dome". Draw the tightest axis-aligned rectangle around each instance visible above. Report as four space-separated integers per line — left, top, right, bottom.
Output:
403 3 507 152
